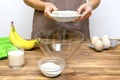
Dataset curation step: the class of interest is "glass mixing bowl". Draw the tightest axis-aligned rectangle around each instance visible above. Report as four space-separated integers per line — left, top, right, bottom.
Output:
35 29 84 60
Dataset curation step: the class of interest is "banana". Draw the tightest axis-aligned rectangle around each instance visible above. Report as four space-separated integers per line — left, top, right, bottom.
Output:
9 22 37 50
9 26 24 49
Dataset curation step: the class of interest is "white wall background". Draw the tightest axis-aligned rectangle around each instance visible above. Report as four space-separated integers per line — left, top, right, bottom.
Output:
0 0 120 39
90 0 120 39
0 0 34 39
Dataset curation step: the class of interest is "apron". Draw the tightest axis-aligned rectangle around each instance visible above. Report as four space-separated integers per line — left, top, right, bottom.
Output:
32 0 90 39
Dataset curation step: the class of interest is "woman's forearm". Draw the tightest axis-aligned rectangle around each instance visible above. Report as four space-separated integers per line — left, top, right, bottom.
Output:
89 0 101 10
24 0 48 10
24 0 100 11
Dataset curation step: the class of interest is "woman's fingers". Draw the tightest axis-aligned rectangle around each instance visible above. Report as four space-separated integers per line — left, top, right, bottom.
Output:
76 3 92 21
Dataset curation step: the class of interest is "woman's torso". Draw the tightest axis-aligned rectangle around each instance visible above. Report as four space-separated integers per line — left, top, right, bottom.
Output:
32 0 90 39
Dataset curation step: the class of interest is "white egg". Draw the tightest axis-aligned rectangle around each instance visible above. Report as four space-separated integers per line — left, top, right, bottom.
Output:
102 38 111 49
102 35 110 40
91 36 100 46
94 40 104 51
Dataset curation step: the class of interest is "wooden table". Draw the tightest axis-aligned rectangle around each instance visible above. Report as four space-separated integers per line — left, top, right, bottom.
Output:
0 41 120 80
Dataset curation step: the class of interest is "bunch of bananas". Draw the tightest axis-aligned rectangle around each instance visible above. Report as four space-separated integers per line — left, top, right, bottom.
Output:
9 22 37 50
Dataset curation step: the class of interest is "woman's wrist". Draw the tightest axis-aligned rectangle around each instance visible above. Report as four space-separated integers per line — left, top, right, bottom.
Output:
87 1 94 10
88 0 100 10
38 2 49 10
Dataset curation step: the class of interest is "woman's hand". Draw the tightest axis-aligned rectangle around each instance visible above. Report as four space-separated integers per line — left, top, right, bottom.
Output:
44 2 57 18
76 2 93 21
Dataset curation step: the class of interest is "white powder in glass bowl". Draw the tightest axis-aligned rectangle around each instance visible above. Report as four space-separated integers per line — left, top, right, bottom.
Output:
38 57 65 77
40 62 61 70
39 62 62 77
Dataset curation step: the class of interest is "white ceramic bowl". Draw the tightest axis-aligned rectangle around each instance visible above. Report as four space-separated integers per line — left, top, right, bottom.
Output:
38 57 65 77
50 10 81 22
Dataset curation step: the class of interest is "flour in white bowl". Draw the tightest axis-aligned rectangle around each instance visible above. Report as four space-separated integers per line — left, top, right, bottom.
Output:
51 10 80 17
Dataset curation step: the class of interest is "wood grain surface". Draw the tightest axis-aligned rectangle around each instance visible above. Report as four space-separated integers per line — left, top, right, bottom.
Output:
0 41 120 80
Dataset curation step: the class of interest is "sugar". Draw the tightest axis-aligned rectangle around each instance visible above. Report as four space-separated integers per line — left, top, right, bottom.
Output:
40 62 61 70
40 62 62 77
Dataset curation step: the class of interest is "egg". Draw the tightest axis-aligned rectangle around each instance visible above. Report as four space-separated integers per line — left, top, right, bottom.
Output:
102 35 110 40
94 40 104 51
102 38 111 49
91 36 100 46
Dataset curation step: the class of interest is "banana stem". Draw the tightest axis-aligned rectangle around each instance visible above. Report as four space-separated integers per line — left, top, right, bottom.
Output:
11 21 15 32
